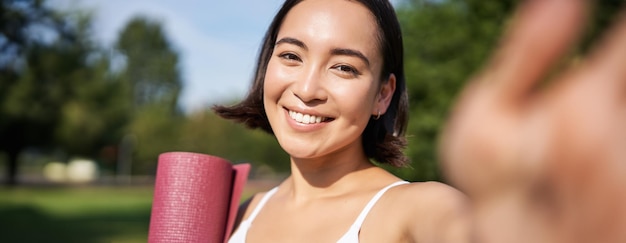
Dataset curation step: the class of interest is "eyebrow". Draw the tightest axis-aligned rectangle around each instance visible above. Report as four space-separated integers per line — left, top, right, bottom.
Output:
275 37 307 50
331 48 370 67
275 37 371 67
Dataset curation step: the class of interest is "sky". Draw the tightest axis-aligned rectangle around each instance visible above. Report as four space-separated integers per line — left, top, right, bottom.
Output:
51 0 400 113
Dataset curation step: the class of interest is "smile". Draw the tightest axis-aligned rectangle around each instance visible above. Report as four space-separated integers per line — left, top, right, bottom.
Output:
288 110 331 124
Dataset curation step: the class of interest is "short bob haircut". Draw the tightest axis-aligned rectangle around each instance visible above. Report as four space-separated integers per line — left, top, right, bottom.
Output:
213 0 409 167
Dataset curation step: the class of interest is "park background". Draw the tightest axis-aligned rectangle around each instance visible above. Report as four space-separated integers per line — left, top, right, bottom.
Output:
0 0 621 242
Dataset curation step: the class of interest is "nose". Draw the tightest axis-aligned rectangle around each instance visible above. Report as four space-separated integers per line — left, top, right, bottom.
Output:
291 65 328 104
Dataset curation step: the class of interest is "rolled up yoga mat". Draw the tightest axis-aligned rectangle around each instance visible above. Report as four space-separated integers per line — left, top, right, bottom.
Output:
148 152 250 243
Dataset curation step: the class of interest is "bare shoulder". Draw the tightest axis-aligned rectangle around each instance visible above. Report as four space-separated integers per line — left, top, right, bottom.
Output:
387 181 472 242
388 181 469 222
394 181 468 207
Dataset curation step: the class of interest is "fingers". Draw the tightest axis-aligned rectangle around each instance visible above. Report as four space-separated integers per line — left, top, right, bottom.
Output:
585 9 626 92
485 0 588 103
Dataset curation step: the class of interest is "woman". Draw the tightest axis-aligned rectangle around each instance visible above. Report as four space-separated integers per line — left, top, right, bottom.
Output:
214 0 471 242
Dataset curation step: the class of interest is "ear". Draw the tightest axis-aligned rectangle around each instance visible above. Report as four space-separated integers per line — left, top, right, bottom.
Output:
373 73 396 116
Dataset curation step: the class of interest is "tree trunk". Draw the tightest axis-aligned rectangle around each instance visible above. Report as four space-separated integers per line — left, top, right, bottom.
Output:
4 149 19 186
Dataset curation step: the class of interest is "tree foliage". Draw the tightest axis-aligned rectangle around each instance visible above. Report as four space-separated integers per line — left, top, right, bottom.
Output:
382 0 515 181
0 1 129 185
115 16 182 111
113 16 184 174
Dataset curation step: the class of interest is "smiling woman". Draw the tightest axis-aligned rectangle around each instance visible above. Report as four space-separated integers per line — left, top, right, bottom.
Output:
210 0 626 242
264 0 393 162
213 0 470 242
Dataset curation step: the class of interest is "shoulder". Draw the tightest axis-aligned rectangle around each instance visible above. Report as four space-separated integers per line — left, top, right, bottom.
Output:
394 181 468 207
232 190 271 233
388 181 469 222
387 181 472 242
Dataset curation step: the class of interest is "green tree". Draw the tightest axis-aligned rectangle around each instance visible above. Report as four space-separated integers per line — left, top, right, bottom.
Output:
387 0 514 182
115 16 182 111
0 0 132 185
0 0 103 185
114 16 183 174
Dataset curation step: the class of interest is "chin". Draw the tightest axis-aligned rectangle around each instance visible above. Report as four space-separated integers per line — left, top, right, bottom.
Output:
277 140 324 160
282 147 321 160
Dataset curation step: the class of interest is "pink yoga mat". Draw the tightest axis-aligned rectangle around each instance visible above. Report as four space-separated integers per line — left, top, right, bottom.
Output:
148 152 250 243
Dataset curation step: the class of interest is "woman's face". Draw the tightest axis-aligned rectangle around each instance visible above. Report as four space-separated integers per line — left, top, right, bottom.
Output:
263 0 395 160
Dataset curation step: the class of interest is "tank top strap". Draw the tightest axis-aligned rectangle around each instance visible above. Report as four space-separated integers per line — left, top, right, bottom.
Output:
228 187 279 243
245 186 279 223
350 181 409 230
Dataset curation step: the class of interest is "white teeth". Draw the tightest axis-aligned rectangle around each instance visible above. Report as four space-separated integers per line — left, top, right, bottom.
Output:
288 110 327 124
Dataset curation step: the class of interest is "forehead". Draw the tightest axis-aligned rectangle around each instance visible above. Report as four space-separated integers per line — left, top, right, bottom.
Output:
278 0 381 59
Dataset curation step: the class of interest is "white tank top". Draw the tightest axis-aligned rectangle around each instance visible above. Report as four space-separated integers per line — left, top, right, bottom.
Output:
228 180 409 243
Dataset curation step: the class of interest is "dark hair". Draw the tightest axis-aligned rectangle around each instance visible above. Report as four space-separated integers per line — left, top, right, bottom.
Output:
213 0 408 167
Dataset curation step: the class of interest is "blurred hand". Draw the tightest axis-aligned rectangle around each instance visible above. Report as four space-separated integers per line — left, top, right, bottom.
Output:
439 0 626 242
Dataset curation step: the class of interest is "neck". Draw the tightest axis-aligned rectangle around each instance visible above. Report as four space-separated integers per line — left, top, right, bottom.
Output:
283 153 376 202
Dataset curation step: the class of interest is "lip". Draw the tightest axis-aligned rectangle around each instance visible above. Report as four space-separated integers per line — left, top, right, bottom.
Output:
282 107 334 131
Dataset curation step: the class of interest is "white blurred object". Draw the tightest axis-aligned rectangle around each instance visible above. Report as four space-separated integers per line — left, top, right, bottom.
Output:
66 159 99 183
43 162 67 182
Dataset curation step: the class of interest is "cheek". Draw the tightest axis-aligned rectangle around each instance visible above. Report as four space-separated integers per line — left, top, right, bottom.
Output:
263 58 289 101
357 94 378 119
333 82 379 121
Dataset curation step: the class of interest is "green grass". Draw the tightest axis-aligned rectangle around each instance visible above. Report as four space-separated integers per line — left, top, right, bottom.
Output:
0 186 154 243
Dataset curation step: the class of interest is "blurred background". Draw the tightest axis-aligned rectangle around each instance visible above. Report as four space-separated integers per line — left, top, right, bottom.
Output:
0 0 621 242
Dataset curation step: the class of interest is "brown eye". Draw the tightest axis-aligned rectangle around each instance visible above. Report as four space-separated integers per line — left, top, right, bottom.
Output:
279 53 301 62
333 64 360 76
